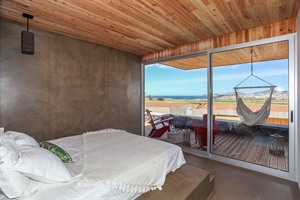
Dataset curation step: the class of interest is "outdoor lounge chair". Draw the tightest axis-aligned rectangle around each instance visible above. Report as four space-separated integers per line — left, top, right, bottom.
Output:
145 109 173 138
192 114 219 150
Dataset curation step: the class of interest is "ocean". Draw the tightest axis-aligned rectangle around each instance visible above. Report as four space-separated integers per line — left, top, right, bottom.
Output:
150 95 207 100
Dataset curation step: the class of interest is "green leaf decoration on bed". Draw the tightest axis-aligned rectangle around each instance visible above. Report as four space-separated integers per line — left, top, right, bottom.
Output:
39 142 73 163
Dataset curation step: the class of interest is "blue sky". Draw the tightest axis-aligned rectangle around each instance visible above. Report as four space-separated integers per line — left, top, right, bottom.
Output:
145 59 288 96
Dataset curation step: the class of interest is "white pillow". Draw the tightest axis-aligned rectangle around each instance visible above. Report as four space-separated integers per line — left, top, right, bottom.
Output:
15 145 72 183
0 135 37 198
5 131 38 147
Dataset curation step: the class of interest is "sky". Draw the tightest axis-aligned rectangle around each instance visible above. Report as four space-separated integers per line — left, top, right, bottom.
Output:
145 59 288 96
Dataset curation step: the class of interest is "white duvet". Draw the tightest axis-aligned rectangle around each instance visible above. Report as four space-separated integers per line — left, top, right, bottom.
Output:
23 129 186 200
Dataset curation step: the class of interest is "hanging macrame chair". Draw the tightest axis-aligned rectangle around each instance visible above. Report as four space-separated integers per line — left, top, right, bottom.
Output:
234 87 275 126
233 48 276 126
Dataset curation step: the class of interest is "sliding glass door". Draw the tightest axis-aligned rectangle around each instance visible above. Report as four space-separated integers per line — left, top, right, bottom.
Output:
144 54 208 153
143 34 295 179
210 38 294 176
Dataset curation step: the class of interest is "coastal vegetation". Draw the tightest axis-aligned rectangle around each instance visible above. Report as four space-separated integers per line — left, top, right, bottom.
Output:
145 96 288 106
145 89 288 106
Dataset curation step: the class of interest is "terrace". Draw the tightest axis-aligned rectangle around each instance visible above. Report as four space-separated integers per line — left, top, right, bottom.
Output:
145 100 289 171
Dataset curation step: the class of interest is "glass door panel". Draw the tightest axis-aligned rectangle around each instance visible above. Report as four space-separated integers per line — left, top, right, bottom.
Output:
144 54 207 152
211 41 289 171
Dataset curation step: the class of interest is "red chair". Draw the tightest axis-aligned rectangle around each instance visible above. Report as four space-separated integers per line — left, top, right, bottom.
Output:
145 109 173 138
192 114 219 150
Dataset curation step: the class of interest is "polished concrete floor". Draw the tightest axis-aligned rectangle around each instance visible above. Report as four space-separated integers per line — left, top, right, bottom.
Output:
184 153 300 200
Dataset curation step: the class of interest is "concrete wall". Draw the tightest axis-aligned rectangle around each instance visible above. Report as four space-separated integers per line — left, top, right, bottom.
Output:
0 20 141 141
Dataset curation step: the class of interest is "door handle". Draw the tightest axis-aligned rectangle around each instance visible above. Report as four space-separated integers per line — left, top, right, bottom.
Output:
291 110 293 123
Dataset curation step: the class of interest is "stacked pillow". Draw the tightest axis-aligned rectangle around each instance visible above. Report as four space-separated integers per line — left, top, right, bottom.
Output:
0 131 72 199
0 133 38 199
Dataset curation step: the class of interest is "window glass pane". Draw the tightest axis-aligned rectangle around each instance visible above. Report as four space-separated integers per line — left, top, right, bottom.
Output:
144 54 208 152
211 41 289 171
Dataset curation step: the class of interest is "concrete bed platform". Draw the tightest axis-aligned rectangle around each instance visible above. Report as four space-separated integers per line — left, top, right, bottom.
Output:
138 164 214 200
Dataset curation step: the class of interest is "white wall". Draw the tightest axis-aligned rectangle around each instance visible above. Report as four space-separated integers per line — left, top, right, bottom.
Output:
297 11 300 188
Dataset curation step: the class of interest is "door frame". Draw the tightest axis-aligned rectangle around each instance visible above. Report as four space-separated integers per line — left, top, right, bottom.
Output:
207 34 296 181
141 33 297 181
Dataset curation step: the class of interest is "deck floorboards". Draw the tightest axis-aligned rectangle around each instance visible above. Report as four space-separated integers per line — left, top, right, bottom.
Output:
145 124 288 171
187 132 288 171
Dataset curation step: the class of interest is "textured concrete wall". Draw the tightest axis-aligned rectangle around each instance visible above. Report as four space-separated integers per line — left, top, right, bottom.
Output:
0 20 141 141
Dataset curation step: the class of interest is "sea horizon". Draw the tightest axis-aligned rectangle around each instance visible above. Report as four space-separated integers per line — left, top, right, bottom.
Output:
149 95 207 100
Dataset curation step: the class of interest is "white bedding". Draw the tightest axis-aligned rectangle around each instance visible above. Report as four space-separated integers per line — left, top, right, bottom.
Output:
22 129 186 200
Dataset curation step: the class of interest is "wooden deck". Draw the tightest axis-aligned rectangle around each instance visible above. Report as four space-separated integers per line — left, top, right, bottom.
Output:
145 124 288 171
188 132 288 171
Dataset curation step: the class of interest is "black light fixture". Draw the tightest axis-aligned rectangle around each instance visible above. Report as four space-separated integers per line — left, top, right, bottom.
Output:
21 13 34 55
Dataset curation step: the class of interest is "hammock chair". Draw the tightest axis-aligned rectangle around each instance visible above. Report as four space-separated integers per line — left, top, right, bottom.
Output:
233 48 276 126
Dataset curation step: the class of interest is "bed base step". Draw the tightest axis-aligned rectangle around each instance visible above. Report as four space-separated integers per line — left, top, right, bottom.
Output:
138 164 214 200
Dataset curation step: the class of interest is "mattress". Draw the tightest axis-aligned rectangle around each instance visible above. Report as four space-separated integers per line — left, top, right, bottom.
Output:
23 130 186 200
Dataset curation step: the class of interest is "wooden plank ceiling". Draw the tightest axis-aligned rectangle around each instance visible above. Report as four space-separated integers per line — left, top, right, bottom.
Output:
161 40 289 70
0 0 299 58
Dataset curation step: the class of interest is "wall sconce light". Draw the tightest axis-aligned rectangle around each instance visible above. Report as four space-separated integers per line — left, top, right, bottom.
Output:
21 13 34 55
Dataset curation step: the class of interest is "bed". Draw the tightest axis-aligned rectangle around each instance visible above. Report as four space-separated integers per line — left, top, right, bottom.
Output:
0 129 186 200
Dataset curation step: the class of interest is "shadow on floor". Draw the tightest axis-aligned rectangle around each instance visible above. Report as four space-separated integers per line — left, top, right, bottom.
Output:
184 153 300 200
